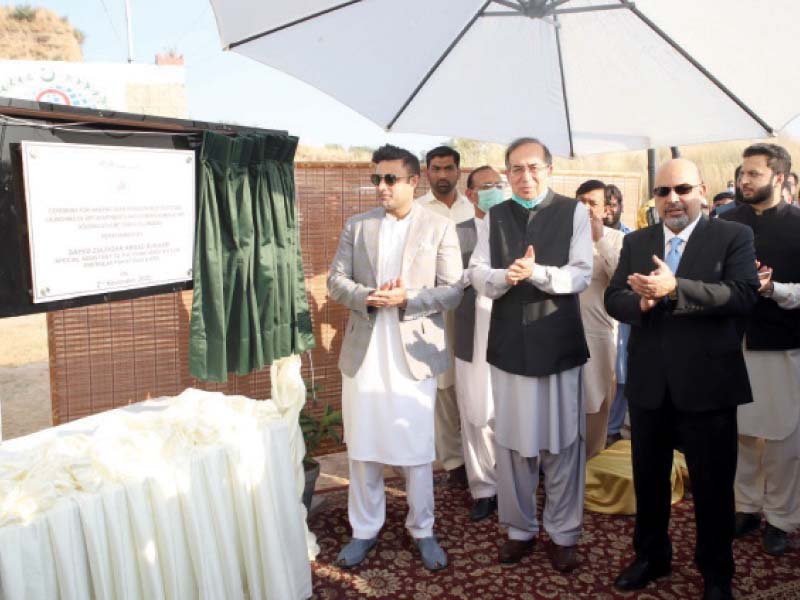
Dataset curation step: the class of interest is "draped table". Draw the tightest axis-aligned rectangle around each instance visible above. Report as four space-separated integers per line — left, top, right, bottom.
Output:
0 358 315 600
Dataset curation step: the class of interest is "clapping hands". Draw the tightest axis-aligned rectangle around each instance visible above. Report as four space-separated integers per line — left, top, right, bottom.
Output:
366 277 408 308
627 255 677 312
505 245 535 286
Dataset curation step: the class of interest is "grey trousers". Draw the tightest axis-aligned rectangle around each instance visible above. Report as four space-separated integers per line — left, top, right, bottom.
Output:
496 436 585 546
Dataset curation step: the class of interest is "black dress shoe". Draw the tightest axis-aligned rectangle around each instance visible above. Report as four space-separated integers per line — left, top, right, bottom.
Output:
763 523 788 556
447 465 469 490
703 581 733 600
613 558 671 591
469 496 497 522
734 511 761 538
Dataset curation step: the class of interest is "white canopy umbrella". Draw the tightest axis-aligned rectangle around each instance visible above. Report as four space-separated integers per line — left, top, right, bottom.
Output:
210 0 799 157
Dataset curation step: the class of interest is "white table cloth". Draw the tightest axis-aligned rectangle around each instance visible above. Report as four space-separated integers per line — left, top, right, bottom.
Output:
0 367 314 600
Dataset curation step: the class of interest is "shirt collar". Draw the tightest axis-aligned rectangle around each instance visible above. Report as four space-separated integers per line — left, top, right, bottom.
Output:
663 213 702 246
421 190 468 206
384 203 417 222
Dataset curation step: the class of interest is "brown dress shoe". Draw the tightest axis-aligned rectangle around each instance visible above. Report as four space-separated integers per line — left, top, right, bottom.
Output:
499 539 535 563
547 542 579 572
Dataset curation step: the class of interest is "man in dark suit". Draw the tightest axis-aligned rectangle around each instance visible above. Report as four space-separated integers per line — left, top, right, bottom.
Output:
604 159 760 600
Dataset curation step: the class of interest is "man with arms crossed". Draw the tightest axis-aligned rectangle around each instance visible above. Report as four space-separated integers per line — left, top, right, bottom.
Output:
328 144 463 570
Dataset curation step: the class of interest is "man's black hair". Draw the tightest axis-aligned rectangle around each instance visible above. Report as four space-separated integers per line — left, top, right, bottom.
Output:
713 191 735 203
425 145 461 168
788 172 799 185
604 183 623 207
372 144 421 176
743 143 792 177
575 179 605 197
734 164 743 204
466 165 496 189
505 137 553 167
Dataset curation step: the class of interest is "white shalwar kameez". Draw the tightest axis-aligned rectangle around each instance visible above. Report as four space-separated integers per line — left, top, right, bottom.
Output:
735 282 800 533
342 209 438 539
455 220 497 499
468 203 592 546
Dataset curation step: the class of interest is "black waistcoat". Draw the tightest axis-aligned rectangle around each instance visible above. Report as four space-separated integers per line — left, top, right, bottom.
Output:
454 219 478 362
487 192 589 376
722 201 800 350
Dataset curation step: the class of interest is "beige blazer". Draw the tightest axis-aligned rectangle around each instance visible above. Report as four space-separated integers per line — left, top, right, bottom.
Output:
327 206 463 380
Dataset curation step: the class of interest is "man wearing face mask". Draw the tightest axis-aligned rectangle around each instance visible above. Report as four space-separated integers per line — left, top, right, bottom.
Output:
721 144 800 557
469 138 592 573
453 166 506 521
417 146 472 490
605 159 759 599
575 180 625 459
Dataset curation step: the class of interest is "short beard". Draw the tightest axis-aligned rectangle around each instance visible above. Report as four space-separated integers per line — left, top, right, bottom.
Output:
740 179 774 205
434 180 455 194
664 214 689 232
603 212 620 227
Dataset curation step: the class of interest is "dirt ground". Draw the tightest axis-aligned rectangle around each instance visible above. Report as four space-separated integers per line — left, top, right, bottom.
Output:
0 314 52 440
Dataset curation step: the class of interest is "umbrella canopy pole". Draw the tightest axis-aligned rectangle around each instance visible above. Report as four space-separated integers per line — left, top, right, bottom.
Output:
553 15 574 158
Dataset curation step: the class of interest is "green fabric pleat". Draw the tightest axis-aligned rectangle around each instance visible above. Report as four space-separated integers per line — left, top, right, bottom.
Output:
189 131 314 382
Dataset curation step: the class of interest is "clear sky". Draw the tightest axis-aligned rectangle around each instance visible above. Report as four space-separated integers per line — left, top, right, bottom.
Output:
7 1 800 152
11 0 446 152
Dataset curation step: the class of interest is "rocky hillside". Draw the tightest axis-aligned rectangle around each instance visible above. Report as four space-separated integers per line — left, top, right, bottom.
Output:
0 6 83 61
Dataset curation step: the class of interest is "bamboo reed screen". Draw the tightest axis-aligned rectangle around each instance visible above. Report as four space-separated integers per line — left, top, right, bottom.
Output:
47 163 640 455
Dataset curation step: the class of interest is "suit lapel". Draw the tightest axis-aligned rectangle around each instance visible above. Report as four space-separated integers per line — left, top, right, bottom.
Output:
363 210 382 279
649 224 664 268
675 216 707 277
401 206 424 274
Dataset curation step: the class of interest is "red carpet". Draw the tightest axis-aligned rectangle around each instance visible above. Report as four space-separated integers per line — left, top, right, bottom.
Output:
309 473 800 599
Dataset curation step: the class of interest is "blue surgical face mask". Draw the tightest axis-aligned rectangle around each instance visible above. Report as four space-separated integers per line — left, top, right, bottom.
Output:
477 187 505 213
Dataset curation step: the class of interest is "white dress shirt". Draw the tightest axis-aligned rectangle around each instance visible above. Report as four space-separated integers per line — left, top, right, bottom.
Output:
662 214 702 262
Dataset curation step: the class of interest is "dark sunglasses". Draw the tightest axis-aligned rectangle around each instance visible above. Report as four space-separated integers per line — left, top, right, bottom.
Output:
653 183 700 197
370 173 412 186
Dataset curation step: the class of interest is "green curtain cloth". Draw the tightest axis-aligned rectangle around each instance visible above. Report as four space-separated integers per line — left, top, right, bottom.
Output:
190 130 314 382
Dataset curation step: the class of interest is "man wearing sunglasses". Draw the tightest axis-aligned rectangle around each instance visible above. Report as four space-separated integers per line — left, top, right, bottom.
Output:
469 137 592 573
416 146 473 491
328 144 463 571
720 144 800 559
605 159 759 600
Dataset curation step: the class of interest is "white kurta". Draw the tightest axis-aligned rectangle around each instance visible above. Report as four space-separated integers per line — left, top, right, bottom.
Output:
416 190 474 390
454 294 494 427
580 226 624 414
468 200 593 457
342 212 437 466
739 282 800 440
